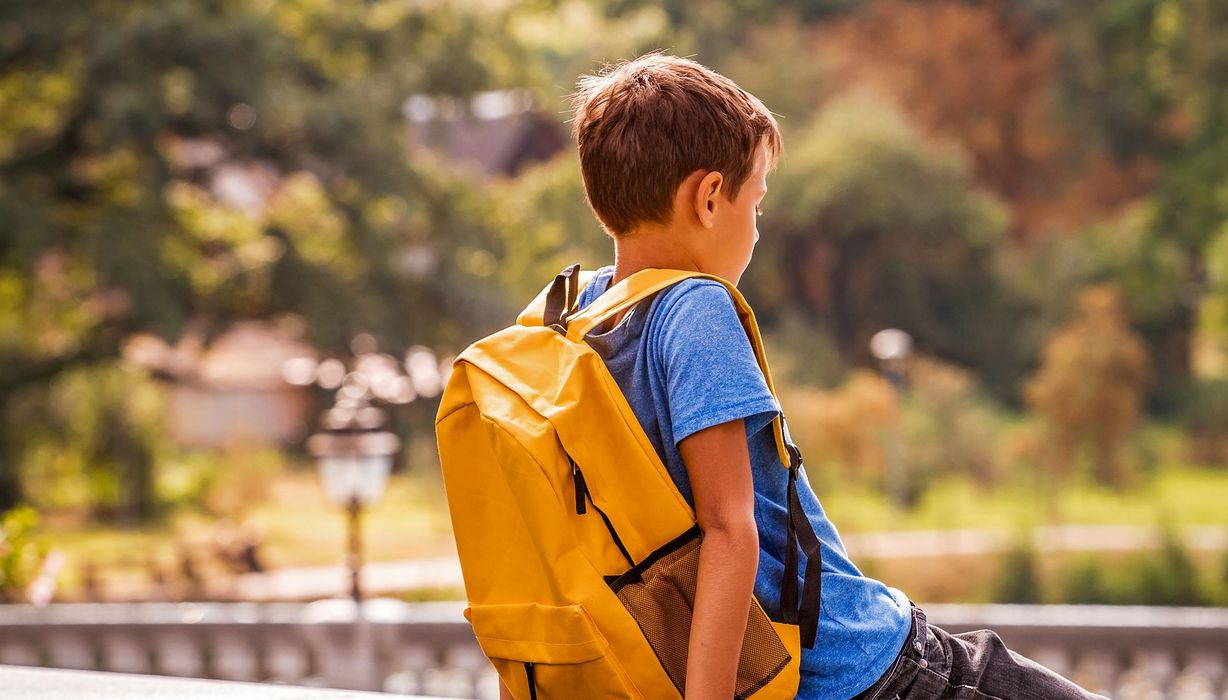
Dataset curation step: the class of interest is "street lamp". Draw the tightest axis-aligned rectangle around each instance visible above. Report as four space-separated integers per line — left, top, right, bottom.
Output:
869 328 913 509
869 328 912 392
288 337 450 603
307 394 400 603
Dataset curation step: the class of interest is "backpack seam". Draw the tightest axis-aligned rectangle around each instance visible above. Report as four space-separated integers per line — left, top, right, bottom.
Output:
435 397 475 425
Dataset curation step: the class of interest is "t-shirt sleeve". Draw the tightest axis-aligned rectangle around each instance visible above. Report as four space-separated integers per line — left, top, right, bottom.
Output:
652 281 780 445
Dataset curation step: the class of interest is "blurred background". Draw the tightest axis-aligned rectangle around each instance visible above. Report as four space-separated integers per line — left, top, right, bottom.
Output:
2 0 1227 698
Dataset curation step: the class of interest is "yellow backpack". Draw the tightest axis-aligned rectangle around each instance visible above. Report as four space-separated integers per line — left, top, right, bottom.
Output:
435 266 822 699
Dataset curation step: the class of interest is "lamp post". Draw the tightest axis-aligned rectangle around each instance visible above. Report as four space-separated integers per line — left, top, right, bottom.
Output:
303 401 398 693
288 338 449 603
307 392 400 603
869 329 913 510
287 340 449 692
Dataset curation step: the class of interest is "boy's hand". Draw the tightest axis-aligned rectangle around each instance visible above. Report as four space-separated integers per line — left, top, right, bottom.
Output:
678 418 759 700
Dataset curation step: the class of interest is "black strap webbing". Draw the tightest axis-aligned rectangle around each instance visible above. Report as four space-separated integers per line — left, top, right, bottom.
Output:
779 439 823 650
782 466 799 620
543 263 581 331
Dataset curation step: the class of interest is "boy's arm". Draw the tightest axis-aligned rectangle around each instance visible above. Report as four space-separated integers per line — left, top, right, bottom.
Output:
498 677 512 700
677 418 759 700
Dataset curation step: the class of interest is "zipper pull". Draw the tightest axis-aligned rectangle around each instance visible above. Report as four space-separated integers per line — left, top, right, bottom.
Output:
571 456 588 515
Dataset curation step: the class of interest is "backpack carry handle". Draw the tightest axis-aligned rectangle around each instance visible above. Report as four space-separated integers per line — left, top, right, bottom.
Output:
564 267 793 469
516 267 596 327
543 263 582 331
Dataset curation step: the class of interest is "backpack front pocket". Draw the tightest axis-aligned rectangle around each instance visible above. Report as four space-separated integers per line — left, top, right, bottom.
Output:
605 526 794 699
464 602 635 699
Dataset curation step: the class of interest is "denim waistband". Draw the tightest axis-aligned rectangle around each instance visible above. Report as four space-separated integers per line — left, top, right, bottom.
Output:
903 600 929 661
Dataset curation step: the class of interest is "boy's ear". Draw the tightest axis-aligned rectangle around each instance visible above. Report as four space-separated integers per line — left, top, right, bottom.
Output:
693 170 724 229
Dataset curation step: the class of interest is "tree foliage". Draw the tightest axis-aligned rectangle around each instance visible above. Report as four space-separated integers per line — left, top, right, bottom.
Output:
0 0 540 509
820 0 1153 241
753 94 1009 379
1025 285 1152 488
0 505 45 602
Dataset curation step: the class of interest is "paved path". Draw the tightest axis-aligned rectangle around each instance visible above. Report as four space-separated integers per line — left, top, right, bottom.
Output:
234 556 464 601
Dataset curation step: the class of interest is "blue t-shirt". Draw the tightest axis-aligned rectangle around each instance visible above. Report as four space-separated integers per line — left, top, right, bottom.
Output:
576 265 912 700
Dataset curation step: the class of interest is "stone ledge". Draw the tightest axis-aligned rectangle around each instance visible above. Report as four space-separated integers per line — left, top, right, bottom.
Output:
0 665 440 700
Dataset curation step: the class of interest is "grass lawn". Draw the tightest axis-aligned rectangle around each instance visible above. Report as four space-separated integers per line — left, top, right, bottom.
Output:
37 461 1228 601
820 463 1228 534
42 469 458 598
819 463 1228 604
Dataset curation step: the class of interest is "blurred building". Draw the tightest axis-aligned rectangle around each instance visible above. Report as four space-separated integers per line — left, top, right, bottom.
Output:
124 321 315 449
403 89 567 176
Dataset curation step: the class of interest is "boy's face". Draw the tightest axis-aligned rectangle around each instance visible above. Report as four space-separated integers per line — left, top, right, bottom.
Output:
703 146 768 285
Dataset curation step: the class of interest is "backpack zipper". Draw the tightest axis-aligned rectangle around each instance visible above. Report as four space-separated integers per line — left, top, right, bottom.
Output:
524 661 538 700
569 454 637 571
572 458 588 515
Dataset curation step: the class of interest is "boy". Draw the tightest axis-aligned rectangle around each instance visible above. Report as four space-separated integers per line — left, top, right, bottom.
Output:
500 53 1105 700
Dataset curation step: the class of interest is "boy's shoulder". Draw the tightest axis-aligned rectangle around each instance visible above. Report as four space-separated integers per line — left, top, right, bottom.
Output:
641 276 752 361
652 277 741 327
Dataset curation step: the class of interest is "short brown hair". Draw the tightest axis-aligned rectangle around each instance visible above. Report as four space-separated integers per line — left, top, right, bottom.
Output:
571 53 782 236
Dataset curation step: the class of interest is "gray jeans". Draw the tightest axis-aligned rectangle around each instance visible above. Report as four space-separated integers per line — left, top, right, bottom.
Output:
850 604 1109 700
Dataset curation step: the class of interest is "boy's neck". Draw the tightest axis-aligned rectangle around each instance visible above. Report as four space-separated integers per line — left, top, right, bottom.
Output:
609 225 702 287
597 227 704 333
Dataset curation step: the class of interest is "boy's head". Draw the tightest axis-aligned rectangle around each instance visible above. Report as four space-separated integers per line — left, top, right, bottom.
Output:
571 53 781 281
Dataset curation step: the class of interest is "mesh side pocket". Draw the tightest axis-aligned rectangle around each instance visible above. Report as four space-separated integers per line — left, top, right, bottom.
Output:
606 526 791 699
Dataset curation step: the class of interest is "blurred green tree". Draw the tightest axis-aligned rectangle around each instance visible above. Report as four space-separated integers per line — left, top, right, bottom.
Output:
753 94 1010 385
0 0 539 511
991 532 1043 604
486 153 609 302
0 505 45 602
902 356 1004 489
1027 0 1228 404
1055 529 1211 605
995 203 1185 405
809 0 1228 404
1117 526 1207 606
1179 378 1228 464
1057 555 1113 604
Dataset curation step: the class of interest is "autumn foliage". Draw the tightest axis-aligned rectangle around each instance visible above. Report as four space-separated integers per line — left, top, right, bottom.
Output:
1025 285 1152 488
819 0 1154 240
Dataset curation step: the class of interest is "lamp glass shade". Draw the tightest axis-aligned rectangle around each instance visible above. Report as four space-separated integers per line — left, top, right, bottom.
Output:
318 454 392 507
869 328 913 361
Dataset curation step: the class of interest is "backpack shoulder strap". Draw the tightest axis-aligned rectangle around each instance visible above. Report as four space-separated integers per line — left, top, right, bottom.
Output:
564 267 793 469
